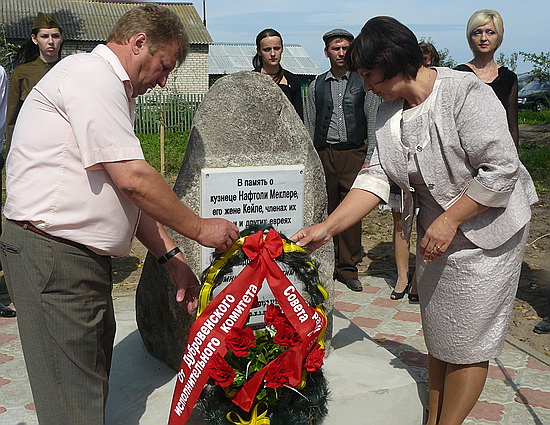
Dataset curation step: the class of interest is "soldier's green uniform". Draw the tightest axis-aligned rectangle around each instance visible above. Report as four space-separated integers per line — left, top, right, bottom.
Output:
5 12 62 150
6 58 57 148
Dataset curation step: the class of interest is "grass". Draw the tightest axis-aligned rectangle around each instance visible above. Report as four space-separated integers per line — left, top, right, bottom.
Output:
519 144 550 195
518 109 550 125
517 109 550 195
137 130 189 176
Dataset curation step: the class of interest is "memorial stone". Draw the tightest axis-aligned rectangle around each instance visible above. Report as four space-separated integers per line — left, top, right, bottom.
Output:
136 71 334 371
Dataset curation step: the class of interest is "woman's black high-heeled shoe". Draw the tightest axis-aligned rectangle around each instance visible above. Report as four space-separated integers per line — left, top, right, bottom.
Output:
390 283 409 300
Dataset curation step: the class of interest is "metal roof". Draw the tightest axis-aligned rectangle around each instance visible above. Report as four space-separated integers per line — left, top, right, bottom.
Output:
0 0 212 44
209 43 319 76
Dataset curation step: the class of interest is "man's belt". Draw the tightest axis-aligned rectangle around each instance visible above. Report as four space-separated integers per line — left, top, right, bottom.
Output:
9 220 88 251
319 142 366 151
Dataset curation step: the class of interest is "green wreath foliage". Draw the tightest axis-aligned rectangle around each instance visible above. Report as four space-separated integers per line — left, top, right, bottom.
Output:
196 370 329 425
196 224 330 424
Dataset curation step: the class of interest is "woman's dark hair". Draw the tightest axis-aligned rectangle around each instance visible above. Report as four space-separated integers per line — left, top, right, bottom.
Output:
252 28 284 83
419 42 440 67
345 16 424 80
14 27 64 65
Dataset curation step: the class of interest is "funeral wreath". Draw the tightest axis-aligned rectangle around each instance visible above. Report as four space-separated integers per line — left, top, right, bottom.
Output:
169 225 330 425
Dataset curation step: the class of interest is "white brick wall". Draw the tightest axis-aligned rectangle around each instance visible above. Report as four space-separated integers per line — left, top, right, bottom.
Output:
62 42 209 95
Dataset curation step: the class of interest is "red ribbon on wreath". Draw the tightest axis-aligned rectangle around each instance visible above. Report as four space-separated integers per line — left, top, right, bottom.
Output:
169 229 326 424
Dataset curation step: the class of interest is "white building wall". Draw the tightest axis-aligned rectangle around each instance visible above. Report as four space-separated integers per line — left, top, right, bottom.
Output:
62 42 209 95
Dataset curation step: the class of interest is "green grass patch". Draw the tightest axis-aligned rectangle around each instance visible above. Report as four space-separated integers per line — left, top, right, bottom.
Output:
519 109 550 125
519 144 550 195
137 131 189 175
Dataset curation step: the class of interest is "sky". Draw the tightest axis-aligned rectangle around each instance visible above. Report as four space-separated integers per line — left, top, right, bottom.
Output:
147 0 549 76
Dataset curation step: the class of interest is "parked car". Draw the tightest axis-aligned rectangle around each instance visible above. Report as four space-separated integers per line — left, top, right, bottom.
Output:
518 72 534 90
518 79 550 112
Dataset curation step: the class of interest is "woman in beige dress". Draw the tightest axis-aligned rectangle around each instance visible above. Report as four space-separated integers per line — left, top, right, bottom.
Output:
292 16 537 425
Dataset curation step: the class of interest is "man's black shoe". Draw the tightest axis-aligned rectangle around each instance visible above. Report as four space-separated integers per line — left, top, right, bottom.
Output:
344 278 363 292
0 304 16 318
534 316 550 334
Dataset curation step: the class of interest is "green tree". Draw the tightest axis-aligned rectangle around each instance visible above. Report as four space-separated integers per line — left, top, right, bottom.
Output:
520 51 550 110
418 37 457 68
0 24 17 70
520 51 550 81
496 52 518 72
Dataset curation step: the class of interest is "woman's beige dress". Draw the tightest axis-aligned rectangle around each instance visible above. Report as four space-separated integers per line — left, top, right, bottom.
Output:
401 84 528 364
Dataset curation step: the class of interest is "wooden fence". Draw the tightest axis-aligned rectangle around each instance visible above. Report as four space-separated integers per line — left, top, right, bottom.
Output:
134 93 205 134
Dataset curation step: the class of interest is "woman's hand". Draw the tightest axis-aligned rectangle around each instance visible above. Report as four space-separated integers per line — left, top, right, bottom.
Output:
290 223 332 253
419 213 458 262
420 194 489 262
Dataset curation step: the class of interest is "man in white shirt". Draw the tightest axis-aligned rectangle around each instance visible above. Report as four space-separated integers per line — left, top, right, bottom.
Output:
0 6 238 424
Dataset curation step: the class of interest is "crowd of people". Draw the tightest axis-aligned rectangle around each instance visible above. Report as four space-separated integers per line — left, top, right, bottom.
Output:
0 5 543 425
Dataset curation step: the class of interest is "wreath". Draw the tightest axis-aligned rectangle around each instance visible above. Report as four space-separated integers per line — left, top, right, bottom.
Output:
180 224 330 425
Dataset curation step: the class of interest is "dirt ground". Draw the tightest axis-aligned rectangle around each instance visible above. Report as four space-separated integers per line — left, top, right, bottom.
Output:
112 124 550 358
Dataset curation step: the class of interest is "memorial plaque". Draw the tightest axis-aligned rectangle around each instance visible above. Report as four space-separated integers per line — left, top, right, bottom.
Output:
201 165 306 326
200 165 305 270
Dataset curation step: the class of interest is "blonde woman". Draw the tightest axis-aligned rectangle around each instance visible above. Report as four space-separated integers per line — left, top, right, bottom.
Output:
455 10 518 147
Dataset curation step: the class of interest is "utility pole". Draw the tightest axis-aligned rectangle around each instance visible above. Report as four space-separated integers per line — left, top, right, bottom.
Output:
202 0 206 27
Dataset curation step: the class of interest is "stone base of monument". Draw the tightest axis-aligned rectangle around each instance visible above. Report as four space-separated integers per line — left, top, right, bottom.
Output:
323 310 427 424
106 296 426 425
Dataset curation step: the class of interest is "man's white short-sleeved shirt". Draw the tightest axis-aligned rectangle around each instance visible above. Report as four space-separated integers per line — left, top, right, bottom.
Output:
4 45 145 256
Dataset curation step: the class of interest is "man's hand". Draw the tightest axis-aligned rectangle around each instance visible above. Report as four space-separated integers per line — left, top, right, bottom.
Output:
164 254 199 314
290 224 331 253
196 218 239 252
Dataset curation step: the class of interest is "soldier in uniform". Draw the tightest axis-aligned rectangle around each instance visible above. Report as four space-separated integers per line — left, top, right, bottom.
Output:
6 12 63 150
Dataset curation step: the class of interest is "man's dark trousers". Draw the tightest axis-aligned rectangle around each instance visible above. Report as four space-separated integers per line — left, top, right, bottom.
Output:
318 144 366 281
0 220 115 425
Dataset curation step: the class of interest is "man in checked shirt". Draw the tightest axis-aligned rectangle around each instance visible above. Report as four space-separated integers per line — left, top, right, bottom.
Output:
305 28 379 292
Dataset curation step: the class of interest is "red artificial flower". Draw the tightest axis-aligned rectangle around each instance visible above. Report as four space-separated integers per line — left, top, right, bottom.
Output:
264 304 285 326
264 357 293 388
273 322 302 347
226 326 256 357
304 344 325 372
207 353 236 387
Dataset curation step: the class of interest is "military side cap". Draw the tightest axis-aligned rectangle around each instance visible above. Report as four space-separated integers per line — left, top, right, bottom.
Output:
322 28 354 43
32 13 61 30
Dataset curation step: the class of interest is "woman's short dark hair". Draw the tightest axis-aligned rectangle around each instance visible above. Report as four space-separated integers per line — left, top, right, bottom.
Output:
345 16 424 80
252 28 283 70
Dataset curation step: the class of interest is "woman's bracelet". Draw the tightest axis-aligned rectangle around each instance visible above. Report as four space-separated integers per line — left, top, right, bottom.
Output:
158 247 181 264
443 215 457 232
